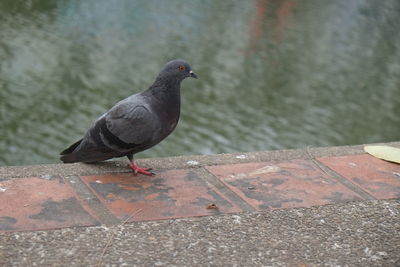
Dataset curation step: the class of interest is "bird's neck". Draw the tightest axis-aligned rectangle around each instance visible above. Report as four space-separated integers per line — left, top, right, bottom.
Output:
148 76 181 97
145 77 182 111
153 75 182 90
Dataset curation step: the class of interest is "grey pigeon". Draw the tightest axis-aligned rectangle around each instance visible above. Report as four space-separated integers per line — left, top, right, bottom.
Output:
60 59 197 175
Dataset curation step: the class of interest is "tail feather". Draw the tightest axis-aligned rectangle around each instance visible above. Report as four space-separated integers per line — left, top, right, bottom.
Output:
60 138 117 163
60 139 82 155
60 139 82 163
60 153 79 163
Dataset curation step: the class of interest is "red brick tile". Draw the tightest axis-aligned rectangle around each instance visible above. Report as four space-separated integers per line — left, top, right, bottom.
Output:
317 154 400 199
205 160 363 210
80 169 242 221
0 177 99 232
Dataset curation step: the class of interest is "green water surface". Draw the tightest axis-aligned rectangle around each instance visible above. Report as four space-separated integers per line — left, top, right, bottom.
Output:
1 0 399 166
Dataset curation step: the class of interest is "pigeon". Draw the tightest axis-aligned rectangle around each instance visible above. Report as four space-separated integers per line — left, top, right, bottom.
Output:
60 59 197 175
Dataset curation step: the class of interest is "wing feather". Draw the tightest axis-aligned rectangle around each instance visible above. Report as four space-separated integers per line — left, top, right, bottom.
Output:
105 102 158 145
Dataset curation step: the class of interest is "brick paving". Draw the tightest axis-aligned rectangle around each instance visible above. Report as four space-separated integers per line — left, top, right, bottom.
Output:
0 177 99 231
0 145 399 232
318 154 400 199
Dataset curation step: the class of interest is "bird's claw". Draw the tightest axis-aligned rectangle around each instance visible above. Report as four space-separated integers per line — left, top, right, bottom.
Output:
134 168 154 176
129 164 154 176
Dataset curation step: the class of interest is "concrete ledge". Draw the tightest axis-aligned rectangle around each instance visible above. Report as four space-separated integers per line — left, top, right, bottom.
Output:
1 141 399 178
0 141 399 233
1 142 400 266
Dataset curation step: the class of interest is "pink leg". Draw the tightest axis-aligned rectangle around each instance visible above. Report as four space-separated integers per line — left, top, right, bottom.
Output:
129 160 154 176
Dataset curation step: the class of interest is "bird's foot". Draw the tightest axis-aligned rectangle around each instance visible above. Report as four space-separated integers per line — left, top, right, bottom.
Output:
129 161 154 176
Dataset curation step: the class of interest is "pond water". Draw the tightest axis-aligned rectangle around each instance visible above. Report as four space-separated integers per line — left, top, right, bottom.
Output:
1 0 399 166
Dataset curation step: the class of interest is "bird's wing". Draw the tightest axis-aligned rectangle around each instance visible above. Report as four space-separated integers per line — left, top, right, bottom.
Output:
60 96 159 163
104 100 159 146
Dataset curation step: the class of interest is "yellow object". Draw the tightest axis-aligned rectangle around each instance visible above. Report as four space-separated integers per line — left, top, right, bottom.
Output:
364 145 400 164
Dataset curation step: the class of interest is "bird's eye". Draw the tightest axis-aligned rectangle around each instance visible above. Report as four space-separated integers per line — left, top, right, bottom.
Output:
178 65 186 71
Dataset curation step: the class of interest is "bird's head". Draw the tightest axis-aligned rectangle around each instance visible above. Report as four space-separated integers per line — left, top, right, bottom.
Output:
158 59 198 81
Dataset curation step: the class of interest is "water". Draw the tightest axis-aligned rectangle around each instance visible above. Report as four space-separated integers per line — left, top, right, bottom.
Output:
1 0 399 166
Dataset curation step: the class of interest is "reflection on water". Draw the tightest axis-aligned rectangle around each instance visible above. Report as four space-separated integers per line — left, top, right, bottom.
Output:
1 0 399 166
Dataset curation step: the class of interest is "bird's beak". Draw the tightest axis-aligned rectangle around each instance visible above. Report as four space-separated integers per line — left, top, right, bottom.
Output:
189 70 198 79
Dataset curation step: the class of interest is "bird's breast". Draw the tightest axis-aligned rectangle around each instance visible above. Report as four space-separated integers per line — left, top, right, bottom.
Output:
149 91 181 139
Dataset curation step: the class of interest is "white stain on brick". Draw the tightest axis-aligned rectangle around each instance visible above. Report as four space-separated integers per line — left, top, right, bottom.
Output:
248 165 280 176
186 160 199 166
